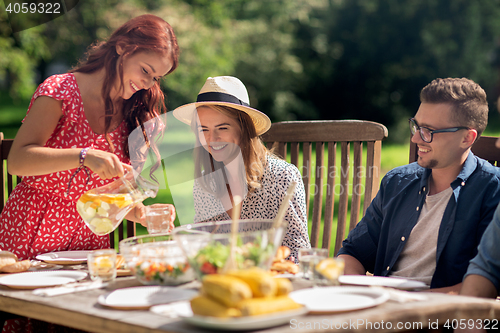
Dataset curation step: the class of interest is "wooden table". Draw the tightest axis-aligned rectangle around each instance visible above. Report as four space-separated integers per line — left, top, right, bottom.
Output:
0 273 499 333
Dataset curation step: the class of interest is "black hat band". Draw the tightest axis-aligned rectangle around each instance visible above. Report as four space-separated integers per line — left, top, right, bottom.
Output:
197 92 249 107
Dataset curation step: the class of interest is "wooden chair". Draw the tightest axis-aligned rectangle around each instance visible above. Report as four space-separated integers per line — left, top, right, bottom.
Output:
261 120 389 255
0 133 133 248
0 133 20 212
409 136 500 165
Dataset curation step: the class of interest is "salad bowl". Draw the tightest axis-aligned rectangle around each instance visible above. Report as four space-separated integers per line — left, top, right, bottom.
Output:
172 219 287 280
119 234 196 286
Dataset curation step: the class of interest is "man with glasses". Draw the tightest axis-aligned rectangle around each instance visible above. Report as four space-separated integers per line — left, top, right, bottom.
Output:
338 78 500 293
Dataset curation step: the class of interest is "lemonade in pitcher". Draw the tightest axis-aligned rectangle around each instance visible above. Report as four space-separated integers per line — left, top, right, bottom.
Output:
76 170 158 236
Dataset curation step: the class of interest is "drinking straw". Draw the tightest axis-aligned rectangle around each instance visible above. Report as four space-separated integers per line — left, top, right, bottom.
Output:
273 181 297 229
223 195 242 272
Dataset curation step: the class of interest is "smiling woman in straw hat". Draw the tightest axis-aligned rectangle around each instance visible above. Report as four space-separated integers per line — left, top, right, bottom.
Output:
173 76 311 262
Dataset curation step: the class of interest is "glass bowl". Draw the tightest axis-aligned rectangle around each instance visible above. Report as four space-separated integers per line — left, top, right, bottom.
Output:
172 219 287 280
119 233 196 285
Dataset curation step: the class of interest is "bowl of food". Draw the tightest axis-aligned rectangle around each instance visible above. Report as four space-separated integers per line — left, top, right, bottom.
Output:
172 219 287 280
119 234 195 285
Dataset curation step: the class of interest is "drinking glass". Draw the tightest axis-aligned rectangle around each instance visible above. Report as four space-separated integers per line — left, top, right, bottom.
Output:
87 249 117 282
298 248 329 280
313 257 345 286
145 205 173 234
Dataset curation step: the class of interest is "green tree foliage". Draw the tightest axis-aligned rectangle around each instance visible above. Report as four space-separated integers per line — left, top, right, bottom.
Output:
0 1 50 99
293 0 500 141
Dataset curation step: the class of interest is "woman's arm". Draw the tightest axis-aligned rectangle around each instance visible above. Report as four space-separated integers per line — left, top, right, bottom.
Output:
8 96 125 179
125 203 176 229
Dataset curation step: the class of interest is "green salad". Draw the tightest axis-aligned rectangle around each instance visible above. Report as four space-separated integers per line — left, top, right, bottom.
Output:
190 236 275 276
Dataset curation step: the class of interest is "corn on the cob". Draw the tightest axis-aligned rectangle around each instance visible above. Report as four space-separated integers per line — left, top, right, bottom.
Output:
226 268 277 297
190 296 242 318
201 274 252 307
274 278 293 296
238 295 302 316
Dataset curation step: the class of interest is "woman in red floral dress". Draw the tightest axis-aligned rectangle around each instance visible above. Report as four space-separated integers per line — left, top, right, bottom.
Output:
1 13 179 333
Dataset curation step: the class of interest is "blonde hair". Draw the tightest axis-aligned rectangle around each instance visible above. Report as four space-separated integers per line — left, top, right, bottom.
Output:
192 105 272 196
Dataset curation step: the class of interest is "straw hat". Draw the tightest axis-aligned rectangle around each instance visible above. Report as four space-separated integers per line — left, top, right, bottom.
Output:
172 76 271 135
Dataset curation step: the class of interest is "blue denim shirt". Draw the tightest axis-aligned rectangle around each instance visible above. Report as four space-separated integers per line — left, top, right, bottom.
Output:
464 203 500 294
338 152 500 289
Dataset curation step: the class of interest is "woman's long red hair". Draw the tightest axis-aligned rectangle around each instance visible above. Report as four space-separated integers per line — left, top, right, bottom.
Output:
71 14 179 157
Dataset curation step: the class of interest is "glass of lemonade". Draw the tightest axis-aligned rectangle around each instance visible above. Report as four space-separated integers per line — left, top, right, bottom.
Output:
87 249 117 282
298 248 329 281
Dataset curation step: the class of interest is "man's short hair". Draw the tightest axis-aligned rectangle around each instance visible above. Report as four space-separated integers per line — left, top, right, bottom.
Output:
420 77 488 137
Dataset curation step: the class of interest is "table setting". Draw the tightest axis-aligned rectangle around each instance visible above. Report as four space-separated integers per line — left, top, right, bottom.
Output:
0 227 437 333
0 182 499 333
1 242 500 332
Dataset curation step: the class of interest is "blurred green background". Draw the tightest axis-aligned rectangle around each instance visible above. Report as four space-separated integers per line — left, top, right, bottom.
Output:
3 0 500 239
3 0 500 140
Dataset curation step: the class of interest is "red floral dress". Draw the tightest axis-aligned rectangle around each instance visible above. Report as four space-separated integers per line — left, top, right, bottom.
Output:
0 73 129 261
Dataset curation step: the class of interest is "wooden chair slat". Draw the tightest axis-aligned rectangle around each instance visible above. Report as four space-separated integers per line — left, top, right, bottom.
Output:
334 142 350 255
277 142 287 159
350 142 363 232
322 142 337 251
290 142 299 167
262 120 388 142
0 132 5 210
302 142 312 216
310 141 325 248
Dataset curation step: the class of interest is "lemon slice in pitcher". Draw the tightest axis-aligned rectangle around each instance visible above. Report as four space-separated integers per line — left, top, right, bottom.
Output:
90 217 114 235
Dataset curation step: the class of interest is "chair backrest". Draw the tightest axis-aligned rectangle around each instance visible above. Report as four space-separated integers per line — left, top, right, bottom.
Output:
261 120 388 255
0 133 133 248
409 136 500 165
0 133 20 212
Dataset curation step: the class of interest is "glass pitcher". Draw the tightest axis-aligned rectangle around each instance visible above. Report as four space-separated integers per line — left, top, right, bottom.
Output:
76 170 158 236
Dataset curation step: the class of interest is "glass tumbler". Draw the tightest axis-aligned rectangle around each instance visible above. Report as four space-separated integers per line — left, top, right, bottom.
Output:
298 248 329 280
87 249 117 282
145 205 173 234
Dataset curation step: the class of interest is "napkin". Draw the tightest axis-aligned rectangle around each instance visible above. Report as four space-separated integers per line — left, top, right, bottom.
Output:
371 286 428 303
32 280 107 297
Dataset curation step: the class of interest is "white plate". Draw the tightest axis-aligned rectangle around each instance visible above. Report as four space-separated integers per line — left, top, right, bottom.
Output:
36 251 91 265
150 301 193 318
338 275 427 290
181 307 308 331
289 286 390 313
0 270 87 290
98 286 198 310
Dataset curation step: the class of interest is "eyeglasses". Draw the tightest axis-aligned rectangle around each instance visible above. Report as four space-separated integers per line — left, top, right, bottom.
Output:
409 118 469 143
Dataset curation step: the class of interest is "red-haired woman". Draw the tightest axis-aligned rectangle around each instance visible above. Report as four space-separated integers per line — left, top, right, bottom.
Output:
0 14 178 262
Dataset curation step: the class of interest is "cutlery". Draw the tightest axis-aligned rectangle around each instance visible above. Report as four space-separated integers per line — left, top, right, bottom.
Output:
32 280 107 297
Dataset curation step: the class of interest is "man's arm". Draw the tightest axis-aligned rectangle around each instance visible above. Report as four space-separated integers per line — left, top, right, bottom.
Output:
427 282 462 294
337 254 366 275
460 275 498 298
